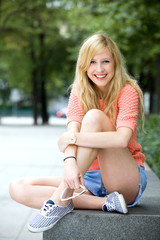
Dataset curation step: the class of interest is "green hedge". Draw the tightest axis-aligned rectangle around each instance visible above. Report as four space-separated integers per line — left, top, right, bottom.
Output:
137 114 160 178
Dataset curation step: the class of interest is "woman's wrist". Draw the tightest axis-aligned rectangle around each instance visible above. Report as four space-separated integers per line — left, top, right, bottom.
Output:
63 156 77 165
67 132 77 145
63 156 77 162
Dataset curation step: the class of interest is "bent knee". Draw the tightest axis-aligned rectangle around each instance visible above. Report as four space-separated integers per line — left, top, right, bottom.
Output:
9 178 30 204
82 109 113 131
82 109 104 130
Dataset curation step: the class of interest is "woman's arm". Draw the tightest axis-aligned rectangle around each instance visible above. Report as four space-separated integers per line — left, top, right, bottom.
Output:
58 121 81 156
58 121 85 189
59 127 133 153
75 127 133 149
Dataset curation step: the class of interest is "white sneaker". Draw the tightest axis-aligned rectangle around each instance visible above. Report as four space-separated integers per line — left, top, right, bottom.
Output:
102 192 128 214
28 199 73 232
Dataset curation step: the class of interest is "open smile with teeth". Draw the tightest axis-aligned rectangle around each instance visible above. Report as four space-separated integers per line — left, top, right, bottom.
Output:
94 74 107 79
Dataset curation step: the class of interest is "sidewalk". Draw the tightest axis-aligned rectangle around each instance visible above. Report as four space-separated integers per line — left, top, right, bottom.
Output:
0 118 159 239
0 116 67 126
0 124 66 240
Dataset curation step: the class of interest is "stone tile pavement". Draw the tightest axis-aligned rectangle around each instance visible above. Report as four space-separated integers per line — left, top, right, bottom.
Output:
0 117 155 239
0 124 66 240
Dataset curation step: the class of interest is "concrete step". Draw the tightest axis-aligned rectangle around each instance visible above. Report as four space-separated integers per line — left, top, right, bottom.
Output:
43 170 160 240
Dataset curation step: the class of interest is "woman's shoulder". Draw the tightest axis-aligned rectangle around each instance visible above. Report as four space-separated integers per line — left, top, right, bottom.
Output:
117 84 138 106
121 84 137 92
119 84 138 97
70 83 78 95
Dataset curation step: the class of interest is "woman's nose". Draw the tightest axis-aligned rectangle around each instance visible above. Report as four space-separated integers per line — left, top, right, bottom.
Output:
96 63 104 72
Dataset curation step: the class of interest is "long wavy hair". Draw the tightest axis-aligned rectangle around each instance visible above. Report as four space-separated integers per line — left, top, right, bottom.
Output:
73 33 145 126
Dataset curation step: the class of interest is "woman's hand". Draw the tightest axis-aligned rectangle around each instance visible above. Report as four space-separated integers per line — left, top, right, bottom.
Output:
58 132 70 152
63 158 84 189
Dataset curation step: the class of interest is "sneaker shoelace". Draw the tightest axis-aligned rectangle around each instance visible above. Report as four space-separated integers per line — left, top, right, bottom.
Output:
40 202 55 216
106 198 115 211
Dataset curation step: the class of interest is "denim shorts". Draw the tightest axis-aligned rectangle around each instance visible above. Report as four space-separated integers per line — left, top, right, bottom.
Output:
83 165 147 207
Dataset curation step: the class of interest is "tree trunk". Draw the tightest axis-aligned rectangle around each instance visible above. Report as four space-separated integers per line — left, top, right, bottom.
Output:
156 54 160 113
148 72 155 113
30 46 38 125
39 32 48 124
41 78 48 124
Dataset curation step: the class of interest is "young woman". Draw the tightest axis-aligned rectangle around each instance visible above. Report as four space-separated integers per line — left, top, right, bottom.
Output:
9 33 147 233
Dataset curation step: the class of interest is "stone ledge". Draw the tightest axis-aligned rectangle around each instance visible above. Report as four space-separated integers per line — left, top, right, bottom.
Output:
43 170 160 240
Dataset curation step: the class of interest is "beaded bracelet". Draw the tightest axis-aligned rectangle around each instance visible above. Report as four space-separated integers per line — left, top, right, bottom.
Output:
63 156 77 162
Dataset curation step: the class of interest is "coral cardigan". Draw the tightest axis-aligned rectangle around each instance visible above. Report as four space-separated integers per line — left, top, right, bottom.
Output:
66 84 145 170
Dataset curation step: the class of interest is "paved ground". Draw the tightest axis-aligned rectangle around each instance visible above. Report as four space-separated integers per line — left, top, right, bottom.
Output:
0 117 153 240
0 121 67 240
0 116 67 126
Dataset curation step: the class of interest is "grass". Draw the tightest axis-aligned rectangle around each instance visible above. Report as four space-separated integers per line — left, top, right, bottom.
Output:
137 114 160 178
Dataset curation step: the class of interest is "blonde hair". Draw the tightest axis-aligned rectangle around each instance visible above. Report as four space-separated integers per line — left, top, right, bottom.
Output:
74 33 145 126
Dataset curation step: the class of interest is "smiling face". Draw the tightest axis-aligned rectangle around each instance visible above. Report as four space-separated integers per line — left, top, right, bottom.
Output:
86 49 115 93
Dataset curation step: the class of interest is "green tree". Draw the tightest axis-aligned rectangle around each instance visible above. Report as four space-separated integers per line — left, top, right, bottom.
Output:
0 0 74 124
60 0 160 113
0 0 160 124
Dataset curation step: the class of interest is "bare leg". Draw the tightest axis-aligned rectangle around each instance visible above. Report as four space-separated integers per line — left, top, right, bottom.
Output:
76 109 139 204
10 176 106 209
99 147 139 204
9 176 62 209
49 110 102 206
9 110 100 209
10 109 139 209
48 109 139 207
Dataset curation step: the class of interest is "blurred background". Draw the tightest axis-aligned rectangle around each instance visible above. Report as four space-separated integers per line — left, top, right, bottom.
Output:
0 0 160 123
0 0 159 177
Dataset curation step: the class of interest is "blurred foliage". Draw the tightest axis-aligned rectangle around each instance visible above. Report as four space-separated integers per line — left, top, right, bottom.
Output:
0 0 160 123
0 0 74 94
137 114 160 178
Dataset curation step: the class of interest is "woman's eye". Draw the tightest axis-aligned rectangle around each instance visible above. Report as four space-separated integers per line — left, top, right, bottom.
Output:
90 60 109 64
